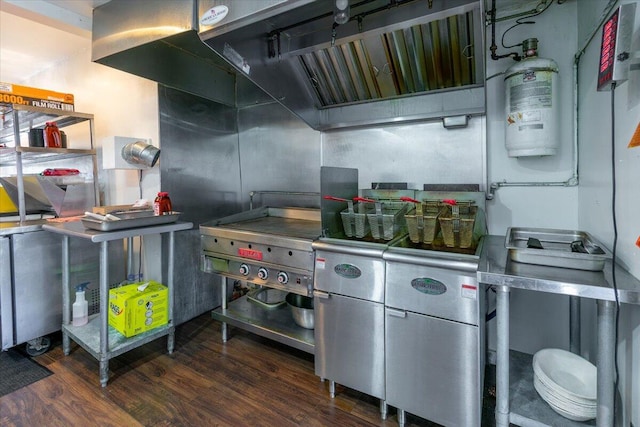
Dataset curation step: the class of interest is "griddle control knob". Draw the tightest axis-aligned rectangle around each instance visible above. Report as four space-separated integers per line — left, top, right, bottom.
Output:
277 271 289 284
239 264 250 276
257 267 269 280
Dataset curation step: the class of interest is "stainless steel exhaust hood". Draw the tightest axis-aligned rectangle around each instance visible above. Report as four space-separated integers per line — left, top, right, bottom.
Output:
93 0 485 130
92 0 237 106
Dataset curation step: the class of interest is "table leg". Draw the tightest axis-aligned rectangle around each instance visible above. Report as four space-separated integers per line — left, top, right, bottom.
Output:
596 299 615 427
100 357 109 388
127 236 134 280
167 231 175 354
570 296 581 354
379 399 388 420
167 326 175 354
62 235 70 355
221 276 228 342
99 240 109 387
397 409 406 427
495 285 510 427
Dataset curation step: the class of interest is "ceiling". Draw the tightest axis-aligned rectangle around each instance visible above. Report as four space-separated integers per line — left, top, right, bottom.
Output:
0 0 110 83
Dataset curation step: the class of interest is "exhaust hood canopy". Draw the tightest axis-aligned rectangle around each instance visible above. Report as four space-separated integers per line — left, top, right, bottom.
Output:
93 0 485 130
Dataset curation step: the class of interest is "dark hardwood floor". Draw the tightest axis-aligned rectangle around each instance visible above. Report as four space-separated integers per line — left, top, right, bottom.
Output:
1 314 494 426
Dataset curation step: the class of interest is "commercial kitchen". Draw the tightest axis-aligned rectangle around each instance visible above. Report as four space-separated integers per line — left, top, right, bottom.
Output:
1 0 639 426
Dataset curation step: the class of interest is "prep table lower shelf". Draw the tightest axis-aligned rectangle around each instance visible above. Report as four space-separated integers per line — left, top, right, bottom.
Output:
212 294 314 354
508 350 595 426
63 314 173 360
43 220 193 387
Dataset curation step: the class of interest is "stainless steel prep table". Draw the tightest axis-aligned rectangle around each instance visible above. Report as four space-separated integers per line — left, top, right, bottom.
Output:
43 220 193 386
478 235 640 427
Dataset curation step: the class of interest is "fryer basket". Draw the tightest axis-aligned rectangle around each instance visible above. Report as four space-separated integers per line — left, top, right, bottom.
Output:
340 203 371 238
367 201 409 240
438 203 477 248
405 200 444 244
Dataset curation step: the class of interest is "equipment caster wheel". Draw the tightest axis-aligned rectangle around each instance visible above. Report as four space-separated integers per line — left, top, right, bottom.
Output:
25 336 51 357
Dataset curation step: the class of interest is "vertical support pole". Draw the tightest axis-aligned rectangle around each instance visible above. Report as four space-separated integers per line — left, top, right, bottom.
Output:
329 380 336 398
62 235 70 355
221 275 228 342
495 285 510 427
570 296 581 354
99 240 109 387
397 409 406 427
12 112 26 222
167 231 175 354
596 299 615 427
379 399 388 420
127 236 134 280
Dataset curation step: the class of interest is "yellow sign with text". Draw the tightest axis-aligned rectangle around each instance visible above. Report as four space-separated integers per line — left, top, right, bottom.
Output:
0 82 74 111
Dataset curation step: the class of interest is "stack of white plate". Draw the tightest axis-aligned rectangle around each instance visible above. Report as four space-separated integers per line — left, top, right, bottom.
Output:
532 348 598 421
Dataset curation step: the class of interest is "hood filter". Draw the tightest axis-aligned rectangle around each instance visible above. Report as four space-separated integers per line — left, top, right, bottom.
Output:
299 9 476 107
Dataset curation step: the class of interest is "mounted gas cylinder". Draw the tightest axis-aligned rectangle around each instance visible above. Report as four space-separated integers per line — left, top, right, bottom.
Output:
504 38 559 157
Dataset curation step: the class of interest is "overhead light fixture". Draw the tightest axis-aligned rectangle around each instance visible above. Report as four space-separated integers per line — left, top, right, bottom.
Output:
442 115 469 129
122 141 160 168
334 0 350 25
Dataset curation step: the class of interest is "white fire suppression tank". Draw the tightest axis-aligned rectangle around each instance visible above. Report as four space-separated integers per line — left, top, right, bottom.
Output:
504 38 559 157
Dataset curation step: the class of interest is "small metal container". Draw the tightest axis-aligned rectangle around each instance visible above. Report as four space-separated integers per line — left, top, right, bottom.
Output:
28 128 44 147
286 293 314 329
505 227 612 271
247 288 287 309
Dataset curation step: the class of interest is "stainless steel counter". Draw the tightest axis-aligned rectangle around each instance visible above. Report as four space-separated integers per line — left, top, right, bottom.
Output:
479 235 640 304
0 219 48 236
478 235 640 427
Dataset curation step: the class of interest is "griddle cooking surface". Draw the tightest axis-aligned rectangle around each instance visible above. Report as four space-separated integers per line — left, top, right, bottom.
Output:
220 216 321 240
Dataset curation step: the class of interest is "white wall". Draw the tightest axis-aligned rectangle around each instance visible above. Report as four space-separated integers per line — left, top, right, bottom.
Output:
19 42 162 280
577 2 640 425
486 1 580 234
485 1 579 356
578 1 640 279
22 47 160 205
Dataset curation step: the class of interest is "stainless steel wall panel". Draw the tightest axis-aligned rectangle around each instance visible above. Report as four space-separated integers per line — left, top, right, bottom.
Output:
164 229 221 325
0 236 12 349
159 86 236 324
237 103 321 209
159 86 241 225
322 116 485 190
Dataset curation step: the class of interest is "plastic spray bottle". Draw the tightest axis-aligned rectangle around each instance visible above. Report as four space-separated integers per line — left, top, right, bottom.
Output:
72 282 90 326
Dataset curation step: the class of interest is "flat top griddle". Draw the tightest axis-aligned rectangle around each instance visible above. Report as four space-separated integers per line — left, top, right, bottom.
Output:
218 216 321 240
200 207 322 247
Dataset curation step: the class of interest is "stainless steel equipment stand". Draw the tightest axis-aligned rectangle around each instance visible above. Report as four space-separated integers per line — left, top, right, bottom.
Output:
494 287 617 427
479 235 640 427
44 220 192 387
